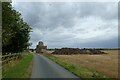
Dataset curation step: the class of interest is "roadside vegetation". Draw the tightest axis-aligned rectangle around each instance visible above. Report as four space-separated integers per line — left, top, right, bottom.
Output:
2 2 33 78
2 2 32 55
44 53 108 79
45 50 118 79
54 50 118 78
2 52 33 78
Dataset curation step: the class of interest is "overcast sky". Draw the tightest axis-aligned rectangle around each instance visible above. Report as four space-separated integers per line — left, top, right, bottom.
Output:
12 2 118 49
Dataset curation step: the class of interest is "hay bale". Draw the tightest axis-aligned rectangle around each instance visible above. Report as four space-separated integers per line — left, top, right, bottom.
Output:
51 48 107 55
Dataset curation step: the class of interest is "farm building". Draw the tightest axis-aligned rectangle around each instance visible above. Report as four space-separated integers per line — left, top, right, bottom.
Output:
36 41 47 53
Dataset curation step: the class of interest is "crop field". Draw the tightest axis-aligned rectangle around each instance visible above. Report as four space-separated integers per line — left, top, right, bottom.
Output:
52 50 118 78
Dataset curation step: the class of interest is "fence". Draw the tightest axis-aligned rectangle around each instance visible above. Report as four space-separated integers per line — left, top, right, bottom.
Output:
0 52 27 70
3 53 23 64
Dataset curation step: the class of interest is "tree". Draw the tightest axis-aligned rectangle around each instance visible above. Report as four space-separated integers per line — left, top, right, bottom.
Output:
2 2 32 54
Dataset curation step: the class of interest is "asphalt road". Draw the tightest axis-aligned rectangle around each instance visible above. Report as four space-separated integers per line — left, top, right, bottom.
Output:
31 53 79 78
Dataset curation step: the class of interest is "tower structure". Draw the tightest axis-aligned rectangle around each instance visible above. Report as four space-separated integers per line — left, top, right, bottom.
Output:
36 41 47 53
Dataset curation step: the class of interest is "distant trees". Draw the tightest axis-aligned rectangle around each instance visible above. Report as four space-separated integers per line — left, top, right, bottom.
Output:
2 2 32 54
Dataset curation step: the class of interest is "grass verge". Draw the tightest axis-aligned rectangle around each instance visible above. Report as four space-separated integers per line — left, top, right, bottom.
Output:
45 54 111 79
3 53 33 78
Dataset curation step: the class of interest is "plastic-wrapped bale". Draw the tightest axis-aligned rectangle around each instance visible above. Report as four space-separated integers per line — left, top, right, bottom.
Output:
51 50 60 54
51 48 107 55
52 48 81 55
89 49 107 54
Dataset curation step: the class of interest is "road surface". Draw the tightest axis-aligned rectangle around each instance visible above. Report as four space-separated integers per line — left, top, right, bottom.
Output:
31 53 79 78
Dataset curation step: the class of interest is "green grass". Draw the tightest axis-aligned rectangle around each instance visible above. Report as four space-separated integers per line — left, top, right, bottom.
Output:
45 54 109 79
3 53 33 78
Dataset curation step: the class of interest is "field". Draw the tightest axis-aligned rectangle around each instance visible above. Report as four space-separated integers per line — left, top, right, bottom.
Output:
51 50 118 78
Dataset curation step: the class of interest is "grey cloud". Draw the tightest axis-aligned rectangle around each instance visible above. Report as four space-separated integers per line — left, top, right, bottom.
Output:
76 2 117 20
13 2 117 30
45 37 118 49
73 36 118 48
12 2 118 48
